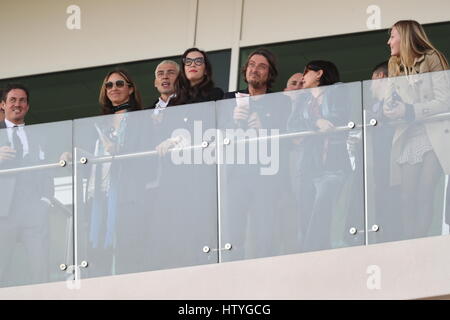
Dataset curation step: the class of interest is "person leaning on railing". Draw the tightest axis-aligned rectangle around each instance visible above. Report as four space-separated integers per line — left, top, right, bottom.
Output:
287 60 352 252
384 20 450 239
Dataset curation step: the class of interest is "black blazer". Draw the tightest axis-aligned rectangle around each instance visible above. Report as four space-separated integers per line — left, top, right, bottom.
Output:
0 121 53 217
171 87 224 106
147 87 224 109
223 88 251 100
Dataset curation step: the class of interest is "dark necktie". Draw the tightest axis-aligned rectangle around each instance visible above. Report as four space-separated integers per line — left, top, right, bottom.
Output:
12 126 23 160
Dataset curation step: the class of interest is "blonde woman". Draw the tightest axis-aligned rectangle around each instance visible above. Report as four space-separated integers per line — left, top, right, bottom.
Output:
384 20 450 239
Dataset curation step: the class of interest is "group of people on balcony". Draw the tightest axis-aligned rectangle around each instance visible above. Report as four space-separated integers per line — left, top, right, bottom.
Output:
0 19 449 282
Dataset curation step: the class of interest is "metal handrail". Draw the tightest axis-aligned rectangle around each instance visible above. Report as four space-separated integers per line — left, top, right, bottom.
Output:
1 111 449 174
0 161 66 175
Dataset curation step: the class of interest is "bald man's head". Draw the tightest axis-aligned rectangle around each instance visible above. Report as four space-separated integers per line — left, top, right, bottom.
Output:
284 73 303 91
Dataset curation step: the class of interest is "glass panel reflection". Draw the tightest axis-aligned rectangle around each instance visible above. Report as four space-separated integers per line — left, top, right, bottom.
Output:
0 121 73 287
74 104 218 279
364 70 450 243
217 83 364 262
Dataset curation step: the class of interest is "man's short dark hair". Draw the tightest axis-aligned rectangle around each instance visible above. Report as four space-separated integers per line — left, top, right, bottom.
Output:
372 61 388 76
241 48 278 90
1 83 30 103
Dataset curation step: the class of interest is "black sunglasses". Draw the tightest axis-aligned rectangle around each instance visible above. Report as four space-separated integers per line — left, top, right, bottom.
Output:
105 80 130 90
183 57 205 66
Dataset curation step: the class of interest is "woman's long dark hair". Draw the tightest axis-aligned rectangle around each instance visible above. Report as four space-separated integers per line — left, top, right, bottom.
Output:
172 48 215 105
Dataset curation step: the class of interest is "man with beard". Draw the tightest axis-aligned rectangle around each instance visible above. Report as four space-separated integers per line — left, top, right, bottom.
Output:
221 49 295 260
224 48 280 129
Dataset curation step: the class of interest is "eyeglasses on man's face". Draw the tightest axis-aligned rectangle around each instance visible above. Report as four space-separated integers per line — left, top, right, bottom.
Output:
105 80 130 90
183 57 205 66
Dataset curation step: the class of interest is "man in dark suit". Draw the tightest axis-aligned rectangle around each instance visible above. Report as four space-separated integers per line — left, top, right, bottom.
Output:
221 48 295 260
0 84 53 286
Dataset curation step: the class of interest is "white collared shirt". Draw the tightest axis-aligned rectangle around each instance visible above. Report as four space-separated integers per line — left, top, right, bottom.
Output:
5 118 29 157
154 94 175 114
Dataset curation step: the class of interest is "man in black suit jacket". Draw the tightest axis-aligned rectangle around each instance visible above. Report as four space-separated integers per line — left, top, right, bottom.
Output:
221 49 295 260
0 84 53 286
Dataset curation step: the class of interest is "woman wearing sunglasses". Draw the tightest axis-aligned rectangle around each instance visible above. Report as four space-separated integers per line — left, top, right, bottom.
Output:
83 69 146 277
171 47 224 105
99 69 143 115
287 60 352 252
382 20 450 240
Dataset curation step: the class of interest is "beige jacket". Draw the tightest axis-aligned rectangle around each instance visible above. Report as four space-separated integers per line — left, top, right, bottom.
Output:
388 50 450 185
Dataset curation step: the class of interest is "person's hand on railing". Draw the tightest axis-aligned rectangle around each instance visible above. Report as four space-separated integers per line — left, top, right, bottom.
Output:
315 118 335 132
155 135 188 157
0 146 16 163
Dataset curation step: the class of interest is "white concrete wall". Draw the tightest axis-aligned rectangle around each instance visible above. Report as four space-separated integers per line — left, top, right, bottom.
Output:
0 0 449 79
0 0 197 79
240 0 450 46
1 235 450 299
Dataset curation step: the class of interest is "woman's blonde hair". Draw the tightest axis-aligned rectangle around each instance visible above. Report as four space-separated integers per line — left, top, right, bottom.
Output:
388 20 449 77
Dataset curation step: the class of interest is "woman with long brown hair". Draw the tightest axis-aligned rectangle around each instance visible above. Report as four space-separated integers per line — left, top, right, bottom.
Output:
99 69 143 115
84 69 146 276
384 20 450 239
